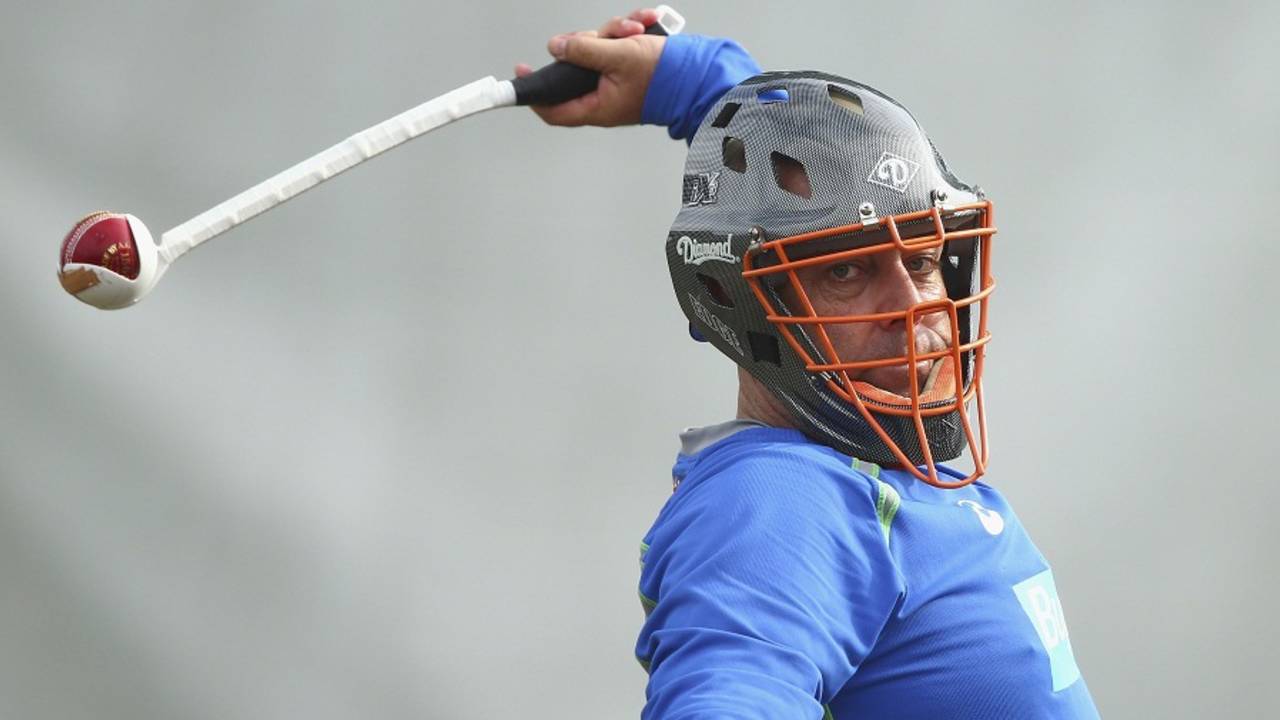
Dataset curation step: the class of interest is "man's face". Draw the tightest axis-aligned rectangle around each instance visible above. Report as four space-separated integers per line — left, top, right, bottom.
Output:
782 243 953 397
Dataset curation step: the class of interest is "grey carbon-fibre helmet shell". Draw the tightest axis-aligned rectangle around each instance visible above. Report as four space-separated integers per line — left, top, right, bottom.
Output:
666 71 983 465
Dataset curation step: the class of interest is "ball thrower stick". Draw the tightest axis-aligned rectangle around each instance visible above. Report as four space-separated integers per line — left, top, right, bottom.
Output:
58 7 685 310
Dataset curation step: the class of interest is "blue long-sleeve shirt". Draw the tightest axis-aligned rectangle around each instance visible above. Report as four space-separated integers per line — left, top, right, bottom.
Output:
634 37 1101 720
641 34 762 143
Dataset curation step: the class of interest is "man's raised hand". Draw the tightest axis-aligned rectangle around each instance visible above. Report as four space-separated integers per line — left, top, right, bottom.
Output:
514 8 667 127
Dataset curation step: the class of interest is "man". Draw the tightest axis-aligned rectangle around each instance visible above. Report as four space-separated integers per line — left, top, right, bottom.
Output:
519 10 1100 719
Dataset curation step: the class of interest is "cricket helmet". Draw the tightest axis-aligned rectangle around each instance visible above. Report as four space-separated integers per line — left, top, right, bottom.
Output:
666 71 997 488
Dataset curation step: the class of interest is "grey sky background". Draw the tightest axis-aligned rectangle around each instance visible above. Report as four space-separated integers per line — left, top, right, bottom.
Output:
2 1 1276 718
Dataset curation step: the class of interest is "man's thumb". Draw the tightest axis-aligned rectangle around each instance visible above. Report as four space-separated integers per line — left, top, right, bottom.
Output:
551 34 619 71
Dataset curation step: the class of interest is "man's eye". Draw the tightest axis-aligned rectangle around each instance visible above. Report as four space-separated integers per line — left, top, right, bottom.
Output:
905 255 940 274
829 263 862 281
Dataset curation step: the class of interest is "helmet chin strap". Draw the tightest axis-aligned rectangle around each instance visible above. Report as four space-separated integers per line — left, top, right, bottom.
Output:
919 358 945 395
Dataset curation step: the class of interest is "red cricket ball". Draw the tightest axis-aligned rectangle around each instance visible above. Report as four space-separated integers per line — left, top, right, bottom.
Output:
60 211 140 280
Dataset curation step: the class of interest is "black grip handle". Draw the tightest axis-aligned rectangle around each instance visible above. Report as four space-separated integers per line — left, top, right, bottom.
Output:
512 22 669 106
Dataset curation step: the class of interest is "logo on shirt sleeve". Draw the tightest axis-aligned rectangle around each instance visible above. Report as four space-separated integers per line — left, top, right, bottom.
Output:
1012 569 1082 692
957 499 1005 536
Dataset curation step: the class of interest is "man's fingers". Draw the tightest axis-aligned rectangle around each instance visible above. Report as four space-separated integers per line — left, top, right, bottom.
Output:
627 8 662 26
514 63 534 77
598 16 624 37
598 15 645 38
601 9 662 38
547 30 600 59
529 92 602 127
550 33 623 71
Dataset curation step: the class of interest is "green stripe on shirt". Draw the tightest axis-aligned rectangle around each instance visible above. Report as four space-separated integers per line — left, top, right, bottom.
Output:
874 480 901 546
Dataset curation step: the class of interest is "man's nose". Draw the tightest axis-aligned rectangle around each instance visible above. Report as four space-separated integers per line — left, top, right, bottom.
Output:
872 256 925 330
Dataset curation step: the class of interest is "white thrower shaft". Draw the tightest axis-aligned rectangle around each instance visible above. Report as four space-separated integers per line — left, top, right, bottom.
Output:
158 76 516 263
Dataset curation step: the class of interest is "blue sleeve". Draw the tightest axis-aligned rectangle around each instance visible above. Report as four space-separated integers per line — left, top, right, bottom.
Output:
641 33 762 143
635 455 904 719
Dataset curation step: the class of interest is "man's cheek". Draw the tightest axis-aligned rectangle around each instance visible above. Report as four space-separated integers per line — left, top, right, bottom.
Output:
922 315 954 344
921 276 948 300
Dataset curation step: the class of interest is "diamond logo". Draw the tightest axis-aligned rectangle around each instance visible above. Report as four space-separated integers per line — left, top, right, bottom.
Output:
867 151 920 193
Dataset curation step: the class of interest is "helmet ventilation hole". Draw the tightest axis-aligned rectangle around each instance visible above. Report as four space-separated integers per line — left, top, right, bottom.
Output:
711 102 741 128
770 152 812 199
696 272 735 308
827 85 864 115
722 136 747 173
748 331 781 366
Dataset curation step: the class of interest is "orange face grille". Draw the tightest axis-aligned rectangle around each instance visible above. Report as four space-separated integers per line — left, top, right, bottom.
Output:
742 200 997 488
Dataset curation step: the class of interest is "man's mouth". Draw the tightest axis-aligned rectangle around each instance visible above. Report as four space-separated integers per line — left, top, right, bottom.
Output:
860 359 937 397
